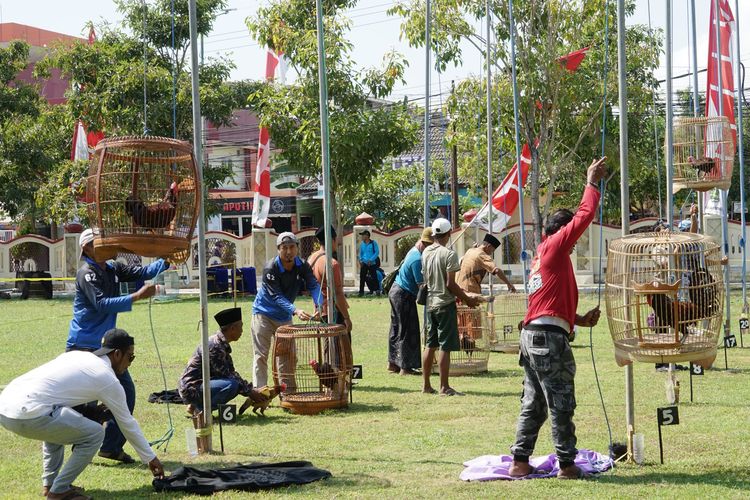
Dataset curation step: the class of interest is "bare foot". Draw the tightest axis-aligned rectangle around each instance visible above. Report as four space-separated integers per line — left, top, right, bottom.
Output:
508 460 533 477
439 387 465 396
387 363 399 373
422 387 437 394
557 464 586 480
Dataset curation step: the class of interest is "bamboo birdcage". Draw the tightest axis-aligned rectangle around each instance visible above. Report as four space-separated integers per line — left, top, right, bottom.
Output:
438 305 490 375
487 293 527 353
672 116 734 192
272 324 352 415
84 136 200 263
605 232 724 368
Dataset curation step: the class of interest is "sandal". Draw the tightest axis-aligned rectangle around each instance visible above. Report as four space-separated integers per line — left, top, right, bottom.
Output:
42 485 84 497
46 489 92 500
98 450 135 464
439 388 465 396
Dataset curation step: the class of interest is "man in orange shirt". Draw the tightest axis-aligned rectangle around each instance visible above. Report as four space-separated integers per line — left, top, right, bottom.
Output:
308 226 352 334
457 234 516 295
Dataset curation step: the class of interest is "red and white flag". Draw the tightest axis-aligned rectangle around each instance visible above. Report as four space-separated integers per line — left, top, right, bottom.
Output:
472 143 531 233
252 49 286 227
704 0 736 212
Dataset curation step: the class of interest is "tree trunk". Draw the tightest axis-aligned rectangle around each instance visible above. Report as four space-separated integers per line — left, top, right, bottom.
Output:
529 146 543 248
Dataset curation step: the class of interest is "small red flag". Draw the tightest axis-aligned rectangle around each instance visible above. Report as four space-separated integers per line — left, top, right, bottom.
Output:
558 47 590 72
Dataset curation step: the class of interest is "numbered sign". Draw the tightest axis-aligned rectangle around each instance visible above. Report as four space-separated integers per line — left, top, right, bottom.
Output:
657 406 680 426
740 317 749 331
218 404 236 423
690 363 704 376
352 364 364 379
724 335 737 348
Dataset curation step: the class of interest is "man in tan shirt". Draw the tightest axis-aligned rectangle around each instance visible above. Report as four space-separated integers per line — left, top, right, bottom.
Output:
457 234 516 294
308 225 352 334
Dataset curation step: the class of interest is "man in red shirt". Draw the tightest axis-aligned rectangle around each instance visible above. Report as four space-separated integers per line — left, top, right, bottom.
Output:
508 157 606 480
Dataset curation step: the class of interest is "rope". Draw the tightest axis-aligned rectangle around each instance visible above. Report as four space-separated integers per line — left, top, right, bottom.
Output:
142 0 148 135
146 297 175 450
591 0 614 457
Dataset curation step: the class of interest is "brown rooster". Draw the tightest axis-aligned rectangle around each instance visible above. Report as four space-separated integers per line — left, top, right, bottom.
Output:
238 383 286 416
309 359 337 392
687 155 717 175
125 181 179 229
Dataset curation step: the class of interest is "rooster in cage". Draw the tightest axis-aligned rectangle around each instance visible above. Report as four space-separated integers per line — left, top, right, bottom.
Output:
687 155 717 175
125 181 179 229
310 359 340 395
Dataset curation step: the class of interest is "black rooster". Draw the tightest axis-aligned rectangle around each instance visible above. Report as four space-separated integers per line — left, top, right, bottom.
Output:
125 181 179 229
648 267 718 337
687 155 717 175
309 359 337 392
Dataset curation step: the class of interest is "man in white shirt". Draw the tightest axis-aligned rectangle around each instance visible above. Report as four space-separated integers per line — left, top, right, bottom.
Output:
0 329 165 500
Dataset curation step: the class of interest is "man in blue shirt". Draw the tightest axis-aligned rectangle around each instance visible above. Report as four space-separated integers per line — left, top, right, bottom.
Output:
251 232 322 388
67 228 169 465
387 228 433 375
358 229 380 296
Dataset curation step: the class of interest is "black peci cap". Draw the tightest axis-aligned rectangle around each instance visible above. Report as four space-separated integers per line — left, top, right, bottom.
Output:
214 307 242 328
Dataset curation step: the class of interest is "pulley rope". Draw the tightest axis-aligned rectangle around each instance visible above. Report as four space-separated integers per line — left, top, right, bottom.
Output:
146 297 175 450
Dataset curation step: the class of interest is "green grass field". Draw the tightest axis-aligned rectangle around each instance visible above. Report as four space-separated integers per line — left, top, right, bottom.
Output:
1 293 750 499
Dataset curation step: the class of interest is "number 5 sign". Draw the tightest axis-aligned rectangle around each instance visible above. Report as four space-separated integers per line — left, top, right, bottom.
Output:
656 406 679 464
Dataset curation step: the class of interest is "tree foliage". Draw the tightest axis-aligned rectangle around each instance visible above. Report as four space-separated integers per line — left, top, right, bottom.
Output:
245 0 419 210
29 0 239 225
393 0 661 242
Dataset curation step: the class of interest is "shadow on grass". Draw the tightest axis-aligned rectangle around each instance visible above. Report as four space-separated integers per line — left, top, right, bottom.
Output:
599 468 750 488
353 384 413 394
468 369 521 379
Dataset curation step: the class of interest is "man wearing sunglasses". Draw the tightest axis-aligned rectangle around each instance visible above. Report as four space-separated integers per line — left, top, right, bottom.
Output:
0 329 165 500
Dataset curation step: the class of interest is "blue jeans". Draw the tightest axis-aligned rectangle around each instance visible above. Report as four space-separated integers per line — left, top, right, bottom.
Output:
100 369 135 455
194 378 240 411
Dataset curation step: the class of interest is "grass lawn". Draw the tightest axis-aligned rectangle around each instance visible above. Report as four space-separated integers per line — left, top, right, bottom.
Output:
1 292 750 498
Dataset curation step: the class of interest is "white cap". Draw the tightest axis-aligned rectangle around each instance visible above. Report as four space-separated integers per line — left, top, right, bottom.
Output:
431 218 451 236
79 228 96 248
276 232 298 247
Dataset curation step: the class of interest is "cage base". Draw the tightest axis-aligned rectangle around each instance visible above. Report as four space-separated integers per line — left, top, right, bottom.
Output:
280 392 349 415
93 235 190 262
614 338 716 368
673 179 731 193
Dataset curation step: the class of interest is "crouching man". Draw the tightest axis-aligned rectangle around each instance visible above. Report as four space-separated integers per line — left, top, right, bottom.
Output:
0 329 164 499
178 307 268 415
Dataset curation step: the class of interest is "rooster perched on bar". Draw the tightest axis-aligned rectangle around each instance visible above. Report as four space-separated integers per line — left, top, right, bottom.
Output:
125 181 178 229
687 155 717 175
309 359 337 392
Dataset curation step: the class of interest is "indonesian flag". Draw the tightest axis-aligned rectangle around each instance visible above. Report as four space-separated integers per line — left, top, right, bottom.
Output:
704 0 736 212
252 49 286 227
472 143 531 232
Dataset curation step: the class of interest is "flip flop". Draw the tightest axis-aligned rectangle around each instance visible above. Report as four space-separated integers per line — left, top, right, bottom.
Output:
557 468 590 480
439 388 465 396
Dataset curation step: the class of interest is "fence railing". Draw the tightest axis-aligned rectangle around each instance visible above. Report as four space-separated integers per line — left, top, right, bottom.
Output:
0 214 744 287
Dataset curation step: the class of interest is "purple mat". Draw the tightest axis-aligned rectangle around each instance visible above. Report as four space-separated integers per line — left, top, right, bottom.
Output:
460 449 613 481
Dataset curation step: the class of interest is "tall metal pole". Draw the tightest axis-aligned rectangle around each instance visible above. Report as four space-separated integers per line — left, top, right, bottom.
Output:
714 0 732 341
450 81 459 227
507 0 528 293
485 0 494 294
315 0 335 323
689 0 703 227
423 0 431 227
188 0 212 448
665 0 674 228
735 0 748 310
617 0 634 461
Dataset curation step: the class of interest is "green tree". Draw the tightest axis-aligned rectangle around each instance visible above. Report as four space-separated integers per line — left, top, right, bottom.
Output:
245 0 419 230
0 41 70 223
393 0 661 242
32 0 239 224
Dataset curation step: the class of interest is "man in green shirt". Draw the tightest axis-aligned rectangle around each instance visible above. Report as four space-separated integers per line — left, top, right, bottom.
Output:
421 218 479 396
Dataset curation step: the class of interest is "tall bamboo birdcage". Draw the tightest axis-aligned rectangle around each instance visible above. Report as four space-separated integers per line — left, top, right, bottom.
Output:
272 324 352 415
672 116 734 192
432 305 490 375
605 232 724 368
487 293 527 353
84 136 200 263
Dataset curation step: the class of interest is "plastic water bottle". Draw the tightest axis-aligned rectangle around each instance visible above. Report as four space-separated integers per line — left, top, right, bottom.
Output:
632 433 645 464
185 428 198 457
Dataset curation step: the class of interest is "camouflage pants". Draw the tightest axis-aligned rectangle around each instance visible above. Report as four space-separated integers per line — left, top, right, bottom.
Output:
510 326 578 464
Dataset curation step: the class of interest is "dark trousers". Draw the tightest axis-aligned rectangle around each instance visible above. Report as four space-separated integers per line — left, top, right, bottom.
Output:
510 327 578 465
101 369 135 454
387 283 422 371
359 264 379 294
191 378 240 411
